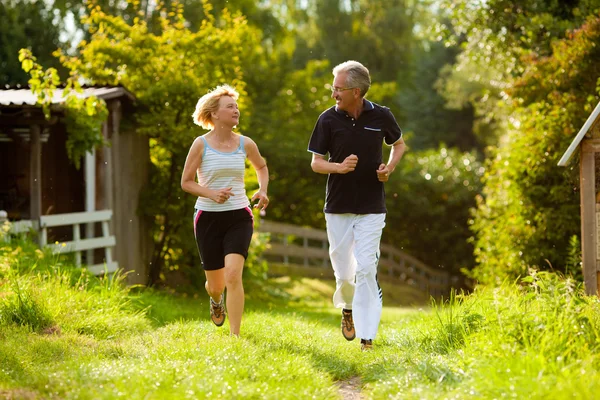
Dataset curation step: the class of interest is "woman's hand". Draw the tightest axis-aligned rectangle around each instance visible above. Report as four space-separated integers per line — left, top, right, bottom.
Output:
251 190 269 211
211 187 234 204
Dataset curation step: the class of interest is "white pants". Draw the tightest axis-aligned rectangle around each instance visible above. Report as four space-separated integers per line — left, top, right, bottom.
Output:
325 213 385 340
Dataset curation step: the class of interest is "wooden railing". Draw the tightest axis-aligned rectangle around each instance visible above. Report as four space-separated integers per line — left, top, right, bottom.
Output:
257 219 451 298
4 210 118 275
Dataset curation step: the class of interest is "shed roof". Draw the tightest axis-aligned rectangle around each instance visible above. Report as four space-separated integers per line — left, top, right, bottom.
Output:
0 86 135 106
558 100 600 166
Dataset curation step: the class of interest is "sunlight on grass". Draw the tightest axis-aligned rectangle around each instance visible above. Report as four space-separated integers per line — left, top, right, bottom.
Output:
2 237 600 399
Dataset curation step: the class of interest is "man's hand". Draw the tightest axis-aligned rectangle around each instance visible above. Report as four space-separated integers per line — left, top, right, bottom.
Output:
376 164 392 182
337 154 358 174
211 187 234 204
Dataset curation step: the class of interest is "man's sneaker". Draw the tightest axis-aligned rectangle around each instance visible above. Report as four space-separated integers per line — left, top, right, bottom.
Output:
360 339 373 351
341 309 356 341
210 295 226 327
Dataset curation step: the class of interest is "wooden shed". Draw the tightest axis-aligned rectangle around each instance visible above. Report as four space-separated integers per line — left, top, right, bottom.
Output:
558 101 600 296
0 86 152 284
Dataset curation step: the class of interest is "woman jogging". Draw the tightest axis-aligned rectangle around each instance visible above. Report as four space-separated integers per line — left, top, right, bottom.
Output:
181 84 269 336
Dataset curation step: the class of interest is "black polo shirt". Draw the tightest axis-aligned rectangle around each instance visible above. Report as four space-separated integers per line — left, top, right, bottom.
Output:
308 99 402 214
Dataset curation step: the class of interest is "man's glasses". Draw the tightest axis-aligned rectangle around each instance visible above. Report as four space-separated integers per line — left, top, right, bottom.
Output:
330 86 355 93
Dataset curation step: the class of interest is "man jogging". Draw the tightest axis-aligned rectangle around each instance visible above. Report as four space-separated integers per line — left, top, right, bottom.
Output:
308 60 406 350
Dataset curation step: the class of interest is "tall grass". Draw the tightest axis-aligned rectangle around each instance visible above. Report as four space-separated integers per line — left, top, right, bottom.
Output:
0 279 53 331
1 233 600 399
369 270 600 399
0 235 150 338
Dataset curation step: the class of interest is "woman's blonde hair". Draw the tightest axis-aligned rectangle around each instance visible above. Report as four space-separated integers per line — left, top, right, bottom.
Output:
192 84 240 129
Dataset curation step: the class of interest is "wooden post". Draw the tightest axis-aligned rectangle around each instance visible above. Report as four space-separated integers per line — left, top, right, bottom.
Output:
102 220 113 265
597 204 600 295
85 148 96 264
73 223 81 267
303 237 308 266
101 120 114 212
580 141 597 295
29 124 42 223
283 236 289 264
109 101 122 272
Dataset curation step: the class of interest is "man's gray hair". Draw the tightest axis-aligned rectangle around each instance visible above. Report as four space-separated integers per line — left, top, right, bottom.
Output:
332 60 371 97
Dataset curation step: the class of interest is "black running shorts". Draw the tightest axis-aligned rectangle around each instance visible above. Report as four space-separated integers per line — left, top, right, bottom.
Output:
193 207 254 271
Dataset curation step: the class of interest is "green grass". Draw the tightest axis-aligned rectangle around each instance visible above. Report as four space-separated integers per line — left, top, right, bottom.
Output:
1 237 600 399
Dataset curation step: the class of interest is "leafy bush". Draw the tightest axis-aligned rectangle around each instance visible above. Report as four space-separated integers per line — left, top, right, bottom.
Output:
385 146 484 275
469 16 600 284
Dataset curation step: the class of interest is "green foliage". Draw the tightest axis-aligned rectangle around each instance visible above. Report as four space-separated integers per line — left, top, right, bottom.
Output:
242 0 483 276
469 15 600 284
63 95 109 169
18 49 60 119
48 1 274 284
385 146 484 274
18 49 108 169
8 0 485 283
244 231 270 282
396 40 479 152
434 0 600 145
0 0 66 85
249 60 332 228
291 0 413 82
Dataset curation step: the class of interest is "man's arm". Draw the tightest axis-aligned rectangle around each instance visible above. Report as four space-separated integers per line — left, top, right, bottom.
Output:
311 153 358 175
386 137 406 173
376 137 406 182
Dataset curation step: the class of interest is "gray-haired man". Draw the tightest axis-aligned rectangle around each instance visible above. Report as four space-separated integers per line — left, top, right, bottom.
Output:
308 60 406 350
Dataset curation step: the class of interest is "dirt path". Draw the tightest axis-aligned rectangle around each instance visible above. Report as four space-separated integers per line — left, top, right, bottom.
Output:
336 376 363 400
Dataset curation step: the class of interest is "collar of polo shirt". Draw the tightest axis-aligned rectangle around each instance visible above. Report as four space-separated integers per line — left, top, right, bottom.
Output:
335 99 375 115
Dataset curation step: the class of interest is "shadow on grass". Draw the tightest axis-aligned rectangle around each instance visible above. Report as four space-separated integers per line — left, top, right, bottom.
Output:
133 275 426 330
242 325 416 386
132 276 337 327
243 331 362 381
130 277 425 387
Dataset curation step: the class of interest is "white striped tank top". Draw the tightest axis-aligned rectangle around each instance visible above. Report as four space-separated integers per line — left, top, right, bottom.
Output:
194 135 250 212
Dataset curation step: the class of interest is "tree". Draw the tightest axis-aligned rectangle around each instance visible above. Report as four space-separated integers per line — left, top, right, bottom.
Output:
395 39 479 152
469 15 600 284
435 0 600 146
385 146 484 275
50 1 262 285
0 0 65 85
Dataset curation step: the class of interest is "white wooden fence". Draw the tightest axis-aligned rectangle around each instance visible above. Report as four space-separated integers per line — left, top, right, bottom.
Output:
257 219 451 298
3 210 118 275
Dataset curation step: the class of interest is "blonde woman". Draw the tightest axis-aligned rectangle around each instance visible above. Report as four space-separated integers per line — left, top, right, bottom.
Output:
181 85 269 336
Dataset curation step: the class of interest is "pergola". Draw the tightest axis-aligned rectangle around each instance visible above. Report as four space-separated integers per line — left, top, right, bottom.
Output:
558 101 600 296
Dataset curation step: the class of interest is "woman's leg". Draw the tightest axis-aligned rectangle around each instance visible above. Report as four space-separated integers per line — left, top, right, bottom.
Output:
204 269 226 301
223 253 245 335
205 268 227 327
